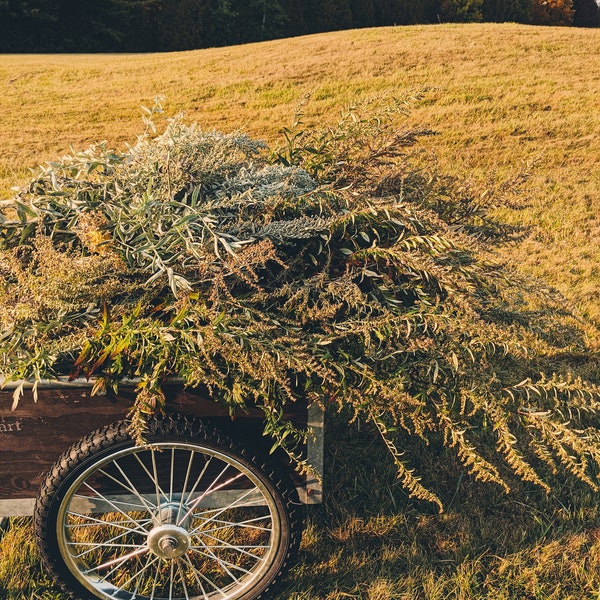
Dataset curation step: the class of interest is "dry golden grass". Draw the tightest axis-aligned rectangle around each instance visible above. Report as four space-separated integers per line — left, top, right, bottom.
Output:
3 23 600 599
2 23 600 325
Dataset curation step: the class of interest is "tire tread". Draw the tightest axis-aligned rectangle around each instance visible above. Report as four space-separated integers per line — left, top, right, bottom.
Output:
34 414 302 600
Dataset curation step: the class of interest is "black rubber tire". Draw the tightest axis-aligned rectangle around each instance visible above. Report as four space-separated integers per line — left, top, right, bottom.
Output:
34 414 302 600
0 516 9 539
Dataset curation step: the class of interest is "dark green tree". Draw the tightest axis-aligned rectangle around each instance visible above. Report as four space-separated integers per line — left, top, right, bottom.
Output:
200 0 236 47
303 0 353 32
146 0 209 51
279 0 307 36
439 0 484 21
230 0 290 43
373 0 436 25
482 0 531 22
573 0 599 26
350 0 376 27
0 0 161 52
53 0 123 51
0 0 58 51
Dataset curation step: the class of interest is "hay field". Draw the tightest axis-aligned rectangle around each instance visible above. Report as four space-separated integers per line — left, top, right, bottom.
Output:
2 23 600 599
2 23 600 322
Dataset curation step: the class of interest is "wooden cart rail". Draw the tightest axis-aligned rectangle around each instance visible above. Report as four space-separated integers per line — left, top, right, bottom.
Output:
0 377 324 517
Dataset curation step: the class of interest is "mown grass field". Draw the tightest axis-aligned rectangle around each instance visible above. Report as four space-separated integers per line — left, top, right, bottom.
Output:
1 22 600 599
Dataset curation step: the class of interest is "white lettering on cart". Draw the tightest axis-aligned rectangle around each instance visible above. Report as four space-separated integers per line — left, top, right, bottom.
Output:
0 416 22 433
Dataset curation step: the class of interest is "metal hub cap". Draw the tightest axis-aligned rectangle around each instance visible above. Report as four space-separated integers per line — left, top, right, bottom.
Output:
147 524 191 559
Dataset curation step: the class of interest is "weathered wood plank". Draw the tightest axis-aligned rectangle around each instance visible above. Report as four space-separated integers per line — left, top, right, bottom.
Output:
0 382 313 505
0 389 132 500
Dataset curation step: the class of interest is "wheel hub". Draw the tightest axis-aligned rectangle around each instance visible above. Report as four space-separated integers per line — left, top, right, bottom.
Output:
147 502 192 559
147 524 191 559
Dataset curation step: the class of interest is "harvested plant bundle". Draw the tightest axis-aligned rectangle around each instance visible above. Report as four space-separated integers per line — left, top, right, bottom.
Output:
1 100 600 509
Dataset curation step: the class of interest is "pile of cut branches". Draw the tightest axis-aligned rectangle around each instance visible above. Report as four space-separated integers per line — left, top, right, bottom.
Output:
1 99 599 510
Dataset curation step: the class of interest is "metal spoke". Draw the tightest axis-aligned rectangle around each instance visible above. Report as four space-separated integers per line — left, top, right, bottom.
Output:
77 483 151 533
181 554 227 598
53 436 287 600
195 514 272 536
183 554 211 600
151 447 170 508
192 544 247 585
128 552 159 600
169 448 175 503
176 449 197 524
65 511 152 535
69 541 144 560
189 546 253 577
188 489 264 536
177 462 234 526
181 454 213 512
191 533 269 559
83 545 148 577
176 560 192 600
179 470 247 527
149 558 161 600
101 458 158 513
131 450 169 508
71 492 148 512
169 560 175 600
109 553 161 597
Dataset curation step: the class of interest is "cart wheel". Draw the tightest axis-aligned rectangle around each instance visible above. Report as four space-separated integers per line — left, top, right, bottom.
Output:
34 414 302 600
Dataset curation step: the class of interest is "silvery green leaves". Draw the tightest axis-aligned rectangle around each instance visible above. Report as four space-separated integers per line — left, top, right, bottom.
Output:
3 116 324 296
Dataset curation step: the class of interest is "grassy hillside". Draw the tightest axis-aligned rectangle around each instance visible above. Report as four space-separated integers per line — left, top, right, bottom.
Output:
2 22 600 599
2 23 600 326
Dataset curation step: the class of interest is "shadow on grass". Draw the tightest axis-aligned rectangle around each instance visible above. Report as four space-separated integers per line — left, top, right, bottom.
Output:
3 409 600 600
276 409 600 600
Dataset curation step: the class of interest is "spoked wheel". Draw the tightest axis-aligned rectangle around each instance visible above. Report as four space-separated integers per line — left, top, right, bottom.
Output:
34 415 302 600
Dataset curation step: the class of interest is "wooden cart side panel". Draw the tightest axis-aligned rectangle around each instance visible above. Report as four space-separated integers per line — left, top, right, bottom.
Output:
0 383 323 515
0 389 131 506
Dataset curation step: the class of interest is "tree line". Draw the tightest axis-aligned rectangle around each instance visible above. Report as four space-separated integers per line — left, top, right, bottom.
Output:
0 0 598 53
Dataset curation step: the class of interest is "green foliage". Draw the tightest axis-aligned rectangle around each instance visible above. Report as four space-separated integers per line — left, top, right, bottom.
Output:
2 98 600 509
0 0 159 51
0 0 596 51
439 0 484 22
303 0 353 32
573 0 600 26
482 0 531 22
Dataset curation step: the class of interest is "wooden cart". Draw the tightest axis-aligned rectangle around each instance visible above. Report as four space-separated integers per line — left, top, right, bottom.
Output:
0 377 324 600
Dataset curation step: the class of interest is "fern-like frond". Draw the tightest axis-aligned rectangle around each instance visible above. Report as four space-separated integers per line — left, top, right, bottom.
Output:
370 410 443 512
